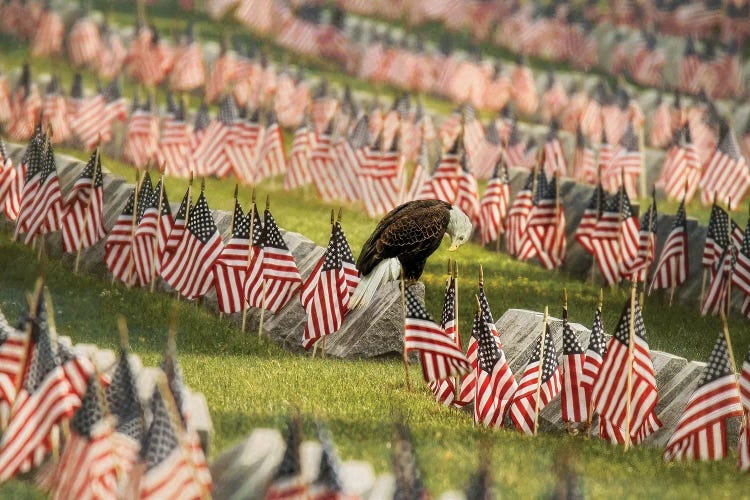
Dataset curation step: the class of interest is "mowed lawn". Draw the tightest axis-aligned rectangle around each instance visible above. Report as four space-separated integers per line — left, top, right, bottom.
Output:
1 154 750 496
1 2 750 495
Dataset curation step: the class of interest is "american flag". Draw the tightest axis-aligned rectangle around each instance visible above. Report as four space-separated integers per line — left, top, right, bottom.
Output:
429 138 461 203
169 32 205 92
68 16 102 67
503 121 526 168
664 333 743 461
0 307 26 428
649 96 674 148
663 126 703 202
161 191 224 300
626 198 658 282
519 174 566 270
157 101 193 178
41 78 71 144
505 171 534 257
333 115 367 203
617 187 641 279
733 218 750 301
702 203 732 270
228 108 263 184
61 149 106 254
574 183 603 256
479 160 510 246
0 138 22 221
49 378 118 500
283 121 312 191
679 38 702 94
243 204 265 309
391 422 429 500
509 323 561 435
470 119 503 180
105 348 144 484
213 199 251 314
301 221 351 350
701 249 732 317
257 112 287 181
591 298 661 446
266 416 308 499
455 154 480 229
579 306 607 397
311 123 341 203
429 271 462 406
160 187 190 268
360 132 402 217
133 182 160 287
739 346 750 471
543 122 568 177
123 99 160 169
404 287 470 384
650 199 689 293
192 95 236 179
101 77 129 144
256 208 302 314
561 308 588 424
18 139 63 246
15 130 45 238
69 86 106 153
0 289 93 480
105 188 136 286
573 126 597 184
309 422 347 500
139 389 204 500
462 103 484 161
699 122 750 207
606 125 641 199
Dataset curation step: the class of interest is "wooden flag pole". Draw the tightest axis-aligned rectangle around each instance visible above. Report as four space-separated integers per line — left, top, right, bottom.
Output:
75 143 102 273
241 188 256 334
624 279 638 451
532 306 549 436
562 288 575 435
400 268 412 391
587 288 604 438
258 195 270 337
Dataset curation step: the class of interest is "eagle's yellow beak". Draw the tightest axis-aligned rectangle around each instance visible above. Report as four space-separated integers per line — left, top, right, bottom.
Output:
448 245 458 252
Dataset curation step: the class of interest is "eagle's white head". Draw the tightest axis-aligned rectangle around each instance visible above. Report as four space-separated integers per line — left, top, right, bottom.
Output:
446 206 473 251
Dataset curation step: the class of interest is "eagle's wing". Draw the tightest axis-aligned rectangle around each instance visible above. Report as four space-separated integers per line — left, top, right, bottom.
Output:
357 200 451 276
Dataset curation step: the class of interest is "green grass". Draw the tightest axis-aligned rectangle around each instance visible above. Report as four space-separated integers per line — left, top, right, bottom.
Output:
1 4 750 495
1 227 750 497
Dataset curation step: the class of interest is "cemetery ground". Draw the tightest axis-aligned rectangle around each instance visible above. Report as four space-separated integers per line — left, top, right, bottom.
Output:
1 157 750 496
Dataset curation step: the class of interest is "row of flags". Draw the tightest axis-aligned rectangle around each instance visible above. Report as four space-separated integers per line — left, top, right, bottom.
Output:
404 269 750 467
0 279 212 497
5 0 747 163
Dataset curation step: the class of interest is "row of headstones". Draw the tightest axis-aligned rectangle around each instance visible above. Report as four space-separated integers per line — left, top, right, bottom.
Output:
2 143 419 359
496 308 741 448
1 143 720 358
0 304 214 454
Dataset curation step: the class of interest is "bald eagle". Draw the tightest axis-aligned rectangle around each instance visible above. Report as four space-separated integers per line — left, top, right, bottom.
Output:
349 200 472 309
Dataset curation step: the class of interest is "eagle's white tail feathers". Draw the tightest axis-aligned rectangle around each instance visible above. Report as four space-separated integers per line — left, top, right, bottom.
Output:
348 258 401 310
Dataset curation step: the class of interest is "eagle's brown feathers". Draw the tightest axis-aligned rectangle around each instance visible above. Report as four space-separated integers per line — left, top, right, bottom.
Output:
356 200 452 280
